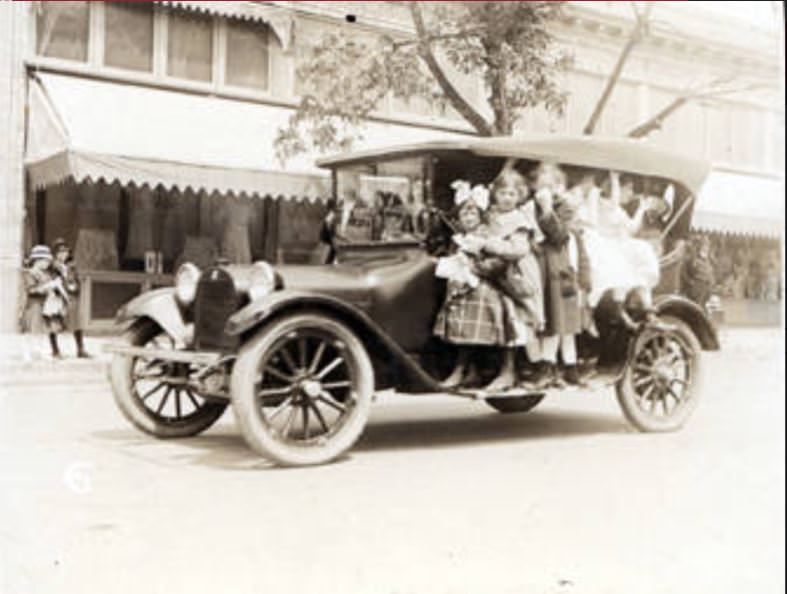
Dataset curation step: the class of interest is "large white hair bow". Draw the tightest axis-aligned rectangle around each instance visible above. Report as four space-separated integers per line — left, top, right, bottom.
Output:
451 180 490 212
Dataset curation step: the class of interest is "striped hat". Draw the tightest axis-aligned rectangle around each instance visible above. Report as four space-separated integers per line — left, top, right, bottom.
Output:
28 244 53 262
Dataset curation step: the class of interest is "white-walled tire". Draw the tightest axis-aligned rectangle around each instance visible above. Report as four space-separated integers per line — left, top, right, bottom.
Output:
230 313 374 466
109 319 227 438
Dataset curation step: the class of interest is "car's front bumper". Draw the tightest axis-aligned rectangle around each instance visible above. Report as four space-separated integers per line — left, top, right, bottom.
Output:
103 345 223 366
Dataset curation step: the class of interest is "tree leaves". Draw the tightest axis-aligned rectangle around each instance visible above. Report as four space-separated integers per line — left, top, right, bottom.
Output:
275 1 571 161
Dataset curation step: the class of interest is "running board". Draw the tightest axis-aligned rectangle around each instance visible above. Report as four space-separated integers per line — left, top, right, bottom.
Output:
451 372 623 400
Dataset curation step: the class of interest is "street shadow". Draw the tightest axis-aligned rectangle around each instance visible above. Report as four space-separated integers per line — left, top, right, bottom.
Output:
91 407 627 471
355 408 628 453
90 426 275 471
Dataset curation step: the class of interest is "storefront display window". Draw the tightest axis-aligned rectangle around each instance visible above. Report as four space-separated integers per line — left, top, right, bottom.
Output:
36 2 90 62
167 11 213 82
104 2 154 72
226 20 269 90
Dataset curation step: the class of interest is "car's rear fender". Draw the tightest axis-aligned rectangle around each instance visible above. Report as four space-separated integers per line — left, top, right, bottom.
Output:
655 294 720 351
115 288 192 347
225 290 443 393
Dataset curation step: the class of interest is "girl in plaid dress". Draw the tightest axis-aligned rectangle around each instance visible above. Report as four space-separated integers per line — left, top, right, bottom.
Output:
434 182 506 388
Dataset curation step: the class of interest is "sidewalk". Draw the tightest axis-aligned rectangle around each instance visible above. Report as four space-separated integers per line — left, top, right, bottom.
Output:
0 333 115 387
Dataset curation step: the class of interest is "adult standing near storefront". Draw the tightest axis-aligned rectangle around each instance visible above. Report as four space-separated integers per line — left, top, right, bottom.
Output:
681 236 715 310
52 238 91 358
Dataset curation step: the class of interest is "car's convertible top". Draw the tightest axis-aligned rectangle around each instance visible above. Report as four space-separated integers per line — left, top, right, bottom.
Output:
316 134 712 196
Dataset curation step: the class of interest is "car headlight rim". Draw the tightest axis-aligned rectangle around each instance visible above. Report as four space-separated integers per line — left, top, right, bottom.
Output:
175 262 200 306
248 261 276 301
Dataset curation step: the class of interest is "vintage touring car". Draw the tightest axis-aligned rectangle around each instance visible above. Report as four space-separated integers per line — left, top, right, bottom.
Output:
107 135 719 466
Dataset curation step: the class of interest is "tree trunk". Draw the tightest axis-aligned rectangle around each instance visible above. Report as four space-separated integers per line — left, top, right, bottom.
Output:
584 3 652 135
408 2 494 136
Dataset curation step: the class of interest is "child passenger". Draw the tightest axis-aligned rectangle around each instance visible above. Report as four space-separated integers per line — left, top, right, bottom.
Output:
572 170 662 329
433 181 504 388
528 162 590 387
482 166 545 392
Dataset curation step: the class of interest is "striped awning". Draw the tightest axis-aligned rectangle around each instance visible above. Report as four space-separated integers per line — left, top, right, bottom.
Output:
25 72 331 200
25 72 466 201
154 1 295 50
692 169 784 238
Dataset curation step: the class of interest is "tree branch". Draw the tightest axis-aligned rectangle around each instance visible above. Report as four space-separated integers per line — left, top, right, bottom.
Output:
387 28 487 51
584 2 654 135
408 2 493 136
627 80 775 138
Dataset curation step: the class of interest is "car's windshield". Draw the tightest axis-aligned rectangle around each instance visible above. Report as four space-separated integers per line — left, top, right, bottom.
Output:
330 157 428 245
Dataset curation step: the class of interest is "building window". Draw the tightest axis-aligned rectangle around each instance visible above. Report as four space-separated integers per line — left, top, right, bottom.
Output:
226 20 269 90
167 11 213 82
36 2 90 62
104 3 154 72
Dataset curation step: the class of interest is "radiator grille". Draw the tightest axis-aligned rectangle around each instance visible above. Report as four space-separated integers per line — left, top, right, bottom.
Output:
193 268 242 352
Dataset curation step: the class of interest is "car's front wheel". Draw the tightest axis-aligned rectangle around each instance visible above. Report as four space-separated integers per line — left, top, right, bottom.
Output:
109 319 228 438
230 312 374 466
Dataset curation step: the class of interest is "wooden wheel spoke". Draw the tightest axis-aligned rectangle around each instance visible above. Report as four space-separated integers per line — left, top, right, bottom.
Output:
649 390 661 414
633 375 654 390
267 396 295 422
134 370 168 381
634 364 654 375
278 347 299 374
660 393 670 415
257 386 293 399
139 382 166 402
282 405 298 438
263 365 294 383
307 400 330 434
318 391 347 414
301 404 310 440
156 387 172 416
308 340 327 375
666 384 683 403
322 380 351 391
638 383 655 402
316 356 344 380
298 337 308 369
184 390 201 410
174 389 182 418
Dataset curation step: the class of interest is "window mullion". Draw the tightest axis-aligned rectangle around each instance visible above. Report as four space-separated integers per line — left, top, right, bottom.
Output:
214 17 226 89
153 6 168 77
89 1 105 67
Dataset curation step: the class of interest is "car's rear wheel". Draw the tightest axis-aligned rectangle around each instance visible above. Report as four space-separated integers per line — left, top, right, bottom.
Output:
485 395 545 414
230 313 374 466
109 319 228 438
616 315 703 432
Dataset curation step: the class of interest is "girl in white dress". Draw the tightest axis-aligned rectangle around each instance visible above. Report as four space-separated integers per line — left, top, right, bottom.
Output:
572 171 661 329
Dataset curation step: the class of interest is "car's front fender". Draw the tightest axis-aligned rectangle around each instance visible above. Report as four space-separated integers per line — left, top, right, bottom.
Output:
655 294 720 351
115 288 192 347
225 290 443 393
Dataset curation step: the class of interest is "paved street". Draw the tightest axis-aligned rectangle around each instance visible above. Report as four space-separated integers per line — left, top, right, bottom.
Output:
1 327 784 594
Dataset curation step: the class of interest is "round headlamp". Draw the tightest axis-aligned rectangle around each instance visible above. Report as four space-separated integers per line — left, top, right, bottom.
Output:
248 261 276 301
174 263 200 305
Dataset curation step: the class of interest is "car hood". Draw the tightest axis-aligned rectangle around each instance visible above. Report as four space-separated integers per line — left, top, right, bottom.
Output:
223 249 431 309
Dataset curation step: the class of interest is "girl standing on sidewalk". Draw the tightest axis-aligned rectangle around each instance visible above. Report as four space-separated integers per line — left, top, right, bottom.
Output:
53 238 91 358
20 245 68 359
